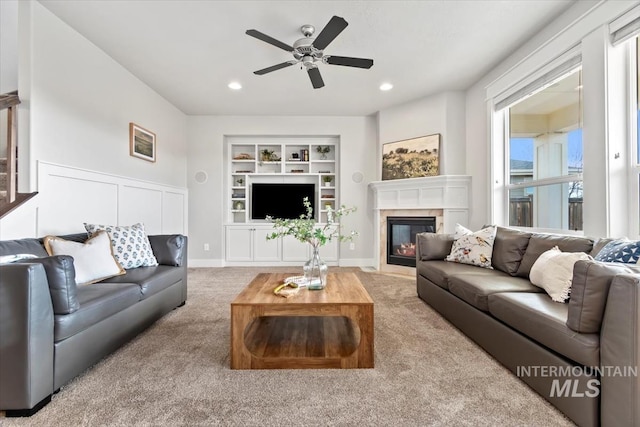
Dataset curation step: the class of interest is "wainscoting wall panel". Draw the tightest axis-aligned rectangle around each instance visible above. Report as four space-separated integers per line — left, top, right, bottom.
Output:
119 186 163 234
35 162 188 237
162 191 187 235
39 174 119 235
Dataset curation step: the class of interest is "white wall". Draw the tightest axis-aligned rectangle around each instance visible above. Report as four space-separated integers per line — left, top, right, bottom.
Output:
21 1 188 189
1 1 188 238
0 0 18 94
187 115 377 266
377 91 466 178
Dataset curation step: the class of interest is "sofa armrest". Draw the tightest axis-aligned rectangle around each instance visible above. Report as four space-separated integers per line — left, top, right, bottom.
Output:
600 273 640 426
148 234 188 267
416 233 454 261
0 263 54 411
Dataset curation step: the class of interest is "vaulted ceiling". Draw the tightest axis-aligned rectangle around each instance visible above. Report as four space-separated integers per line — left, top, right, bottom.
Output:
39 0 576 116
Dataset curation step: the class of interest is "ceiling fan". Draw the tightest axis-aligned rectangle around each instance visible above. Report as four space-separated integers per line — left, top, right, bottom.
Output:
246 15 374 89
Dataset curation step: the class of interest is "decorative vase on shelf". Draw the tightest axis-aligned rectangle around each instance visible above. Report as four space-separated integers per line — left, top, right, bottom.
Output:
303 245 328 290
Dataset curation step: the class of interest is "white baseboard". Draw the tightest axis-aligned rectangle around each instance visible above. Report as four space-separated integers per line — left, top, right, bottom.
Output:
338 258 377 269
188 258 377 269
188 258 225 268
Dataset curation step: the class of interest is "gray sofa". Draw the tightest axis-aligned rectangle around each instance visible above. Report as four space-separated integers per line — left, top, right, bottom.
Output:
0 232 188 417
416 227 640 427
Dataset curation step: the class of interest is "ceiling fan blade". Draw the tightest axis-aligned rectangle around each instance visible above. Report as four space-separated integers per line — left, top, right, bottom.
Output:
246 29 294 52
254 61 296 75
312 16 348 50
326 56 374 69
307 67 325 89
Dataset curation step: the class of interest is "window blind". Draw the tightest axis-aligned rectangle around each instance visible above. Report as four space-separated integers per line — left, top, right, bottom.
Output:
494 54 582 112
610 5 640 46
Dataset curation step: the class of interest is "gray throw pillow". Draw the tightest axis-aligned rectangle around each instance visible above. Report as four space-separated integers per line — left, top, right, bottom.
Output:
417 233 454 261
516 234 594 278
491 227 532 276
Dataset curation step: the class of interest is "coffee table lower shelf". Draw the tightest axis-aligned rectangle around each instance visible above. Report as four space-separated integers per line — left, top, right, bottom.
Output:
242 316 360 369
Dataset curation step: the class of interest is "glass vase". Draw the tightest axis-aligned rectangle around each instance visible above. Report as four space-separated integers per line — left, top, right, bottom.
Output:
303 245 328 290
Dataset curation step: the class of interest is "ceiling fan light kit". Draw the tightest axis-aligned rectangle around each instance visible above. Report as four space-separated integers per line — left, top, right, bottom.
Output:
246 15 374 89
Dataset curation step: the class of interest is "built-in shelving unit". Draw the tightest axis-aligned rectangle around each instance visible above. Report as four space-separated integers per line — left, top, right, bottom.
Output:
227 136 339 224
224 136 340 266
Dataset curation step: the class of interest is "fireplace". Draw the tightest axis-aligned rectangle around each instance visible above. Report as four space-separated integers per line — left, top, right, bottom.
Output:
387 217 436 267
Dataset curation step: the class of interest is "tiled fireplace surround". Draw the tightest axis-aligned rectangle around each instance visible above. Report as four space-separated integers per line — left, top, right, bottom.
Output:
369 175 472 274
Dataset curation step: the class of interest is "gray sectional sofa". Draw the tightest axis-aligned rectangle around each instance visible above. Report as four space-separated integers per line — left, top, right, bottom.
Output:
0 232 188 416
416 227 640 427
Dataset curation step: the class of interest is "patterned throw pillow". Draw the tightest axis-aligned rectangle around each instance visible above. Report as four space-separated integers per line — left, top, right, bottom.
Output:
445 224 497 269
594 239 640 264
84 223 158 269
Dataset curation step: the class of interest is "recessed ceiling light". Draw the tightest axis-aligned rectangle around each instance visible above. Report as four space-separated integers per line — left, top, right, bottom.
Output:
379 83 393 91
228 81 242 90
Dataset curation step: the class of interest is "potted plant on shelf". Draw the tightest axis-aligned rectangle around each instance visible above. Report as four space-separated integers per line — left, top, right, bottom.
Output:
316 145 331 160
261 149 275 162
266 197 357 290
322 175 333 187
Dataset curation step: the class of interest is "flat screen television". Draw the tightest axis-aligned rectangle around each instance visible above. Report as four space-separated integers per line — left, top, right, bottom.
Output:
251 183 315 220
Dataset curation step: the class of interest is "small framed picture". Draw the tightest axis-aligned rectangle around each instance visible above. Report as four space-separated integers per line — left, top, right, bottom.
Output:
129 122 156 162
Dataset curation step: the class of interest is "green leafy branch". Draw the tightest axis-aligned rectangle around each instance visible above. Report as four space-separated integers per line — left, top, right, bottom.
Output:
266 197 358 248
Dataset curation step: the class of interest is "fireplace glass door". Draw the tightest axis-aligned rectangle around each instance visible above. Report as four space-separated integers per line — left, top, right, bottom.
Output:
387 217 436 267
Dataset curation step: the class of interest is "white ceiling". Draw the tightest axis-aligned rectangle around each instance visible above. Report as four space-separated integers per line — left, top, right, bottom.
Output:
39 0 576 116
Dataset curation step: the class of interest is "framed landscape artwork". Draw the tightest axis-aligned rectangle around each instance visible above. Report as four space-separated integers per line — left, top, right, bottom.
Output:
382 134 440 180
129 122 156 162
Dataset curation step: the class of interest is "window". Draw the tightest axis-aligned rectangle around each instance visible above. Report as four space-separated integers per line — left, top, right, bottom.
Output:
504 68 583 231
633 37 640 235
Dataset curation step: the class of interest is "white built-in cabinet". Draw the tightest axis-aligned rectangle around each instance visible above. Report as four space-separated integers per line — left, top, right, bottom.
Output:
225 225 281 262
224 136 340 266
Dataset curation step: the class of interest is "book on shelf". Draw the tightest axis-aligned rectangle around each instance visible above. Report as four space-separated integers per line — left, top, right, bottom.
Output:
299 149 309 162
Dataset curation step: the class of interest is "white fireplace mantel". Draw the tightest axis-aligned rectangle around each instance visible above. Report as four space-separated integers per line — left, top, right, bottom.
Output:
369 175 471 212
369 175 471 272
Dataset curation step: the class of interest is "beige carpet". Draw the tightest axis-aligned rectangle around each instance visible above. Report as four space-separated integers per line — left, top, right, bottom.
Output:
1 267 572 426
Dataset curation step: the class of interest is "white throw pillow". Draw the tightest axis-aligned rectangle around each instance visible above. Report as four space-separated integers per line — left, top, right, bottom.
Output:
43 231 125 285
84 222 158 269
529 246 592 302
445 224 497 269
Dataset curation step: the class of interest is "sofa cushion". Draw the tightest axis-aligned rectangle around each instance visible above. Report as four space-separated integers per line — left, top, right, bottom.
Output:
417 260 498 290
17 255 80 315
516 233 594 278
0 238 49 258
85 222 158 269
529 247 592 302
44 231 126 285
445 224 497 269
0 253 38 264
491 227 532 275
488 292 600 367
101 265 183 299
448 273 541 311
417 233 454 261
567 260 640 333
54 282 141 342
148 234 187 267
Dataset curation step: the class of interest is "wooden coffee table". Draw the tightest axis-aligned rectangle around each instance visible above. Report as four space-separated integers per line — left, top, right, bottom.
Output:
230 272 374 369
